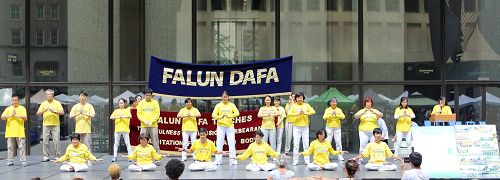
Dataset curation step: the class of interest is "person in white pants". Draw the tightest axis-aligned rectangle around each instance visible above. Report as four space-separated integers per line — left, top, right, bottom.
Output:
177 98 202 161
54 134 103 172
258 95 279 150
377 118 389 143
354 97 383 162
176 128 226 171
110 98 133 162
288 92 316 165
122 134 166 171
237 130 280 171
323 97 346 161
352 128 402 171
274 97 286 153
299 129 348 171
284 94 296 155
393 97 415 155
212 91 240 165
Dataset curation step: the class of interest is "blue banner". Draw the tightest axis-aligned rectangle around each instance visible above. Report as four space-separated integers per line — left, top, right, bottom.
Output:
148 56 293 99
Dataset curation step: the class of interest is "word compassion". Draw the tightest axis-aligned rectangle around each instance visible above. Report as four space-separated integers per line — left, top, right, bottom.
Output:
162 67 279 87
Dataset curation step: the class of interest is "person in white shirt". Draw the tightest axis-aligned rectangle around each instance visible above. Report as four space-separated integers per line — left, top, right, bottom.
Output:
401 152 430 180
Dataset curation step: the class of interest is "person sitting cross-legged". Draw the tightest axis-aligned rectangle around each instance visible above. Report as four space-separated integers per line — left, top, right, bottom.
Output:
351 128 402 171
298 129 348 171
176 128 227 171
236 130 280 171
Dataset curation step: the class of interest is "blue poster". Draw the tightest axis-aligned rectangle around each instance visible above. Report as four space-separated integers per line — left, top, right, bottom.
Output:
148 56 293 99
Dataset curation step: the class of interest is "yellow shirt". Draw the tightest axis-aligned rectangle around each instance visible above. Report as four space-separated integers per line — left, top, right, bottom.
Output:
190 139 217 162
70 103 95 134
303 139 341 165
287 103 316 127
57 144 96 164
394 107 415 132
258 106 279 129
354 109 381 131
178 107 201 131
212 102 240 127
110 108 131 133
276 106 287 129
431 105 452 115
137 99 160 128
284 103 296 123
323 107 346 128
236 142 279 165
38 100 64 126
1 105 27 138
361 141 393 164
128 144 162 165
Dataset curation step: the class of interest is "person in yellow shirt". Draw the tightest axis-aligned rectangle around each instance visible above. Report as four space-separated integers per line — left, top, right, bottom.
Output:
352 128 402 171
36 89 65 162
176 128 226 171
431 96 453 115
137 88 161 154
1 94 28 167
54 134 103 172
393 97 415 155
121 134 167 171
322 97 346 161
274 97 287 153
298 129 348 171
354 97 383 156
110 98 133 162
287 92 316 165
177 98 201 162
212 91 240 165
69 91 96 153
284 93 295 155
258 95 279 150
237 130 280 171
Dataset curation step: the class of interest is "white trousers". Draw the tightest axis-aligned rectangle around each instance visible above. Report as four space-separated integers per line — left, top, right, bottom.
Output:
359 131 375 153
245 163 277 171
182 131 197 160
284 122 294 153
188 161 218 171
307 162 338 171
276 127 284 153
113 132 132 157
128 163 157 171
60 162 88 172
293 126 310 164
262 129 276 150
365 162 397 171
325 127 343 159
394 131 412 155
215 126 236 163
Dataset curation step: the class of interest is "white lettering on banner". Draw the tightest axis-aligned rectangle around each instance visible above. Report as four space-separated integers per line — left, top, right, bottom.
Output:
158 129 181 136
234 115 253 124
158 117 181 124
198 118 209 125
240 138 255 144
162 67 280 87
159 139 182 146
235 126 261 134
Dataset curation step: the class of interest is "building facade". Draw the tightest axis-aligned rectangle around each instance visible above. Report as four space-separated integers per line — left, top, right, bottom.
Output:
0 0 499 154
